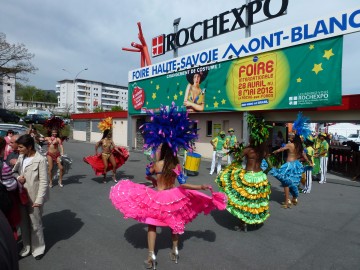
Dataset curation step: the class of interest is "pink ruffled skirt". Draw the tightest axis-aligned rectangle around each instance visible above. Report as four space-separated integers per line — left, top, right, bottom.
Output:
109 180 227 234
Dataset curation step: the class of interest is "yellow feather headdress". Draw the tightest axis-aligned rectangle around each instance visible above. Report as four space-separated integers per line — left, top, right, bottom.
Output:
98 117 112 132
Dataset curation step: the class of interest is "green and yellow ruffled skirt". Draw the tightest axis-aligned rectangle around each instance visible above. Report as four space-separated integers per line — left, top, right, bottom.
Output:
215 162 271 224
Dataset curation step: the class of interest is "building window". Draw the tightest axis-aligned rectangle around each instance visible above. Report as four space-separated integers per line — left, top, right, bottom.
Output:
7 90 10 93
206 121 212 137
74 121 87 131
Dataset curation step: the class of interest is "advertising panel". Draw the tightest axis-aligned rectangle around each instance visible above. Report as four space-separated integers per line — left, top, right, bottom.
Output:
128 37 342 115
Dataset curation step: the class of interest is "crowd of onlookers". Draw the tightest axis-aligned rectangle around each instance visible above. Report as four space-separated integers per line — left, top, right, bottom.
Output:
1 127 51 269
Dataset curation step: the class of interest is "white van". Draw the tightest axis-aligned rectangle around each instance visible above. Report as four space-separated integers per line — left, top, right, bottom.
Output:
27 109 53 118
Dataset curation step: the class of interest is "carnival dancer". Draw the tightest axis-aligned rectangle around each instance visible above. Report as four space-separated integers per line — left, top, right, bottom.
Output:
210 131 227 175
225 128 238 165
216 114 271 232
84 117 129 183
270 113 313 208
109 103 227 269
317 132 329 184
43 128 64 188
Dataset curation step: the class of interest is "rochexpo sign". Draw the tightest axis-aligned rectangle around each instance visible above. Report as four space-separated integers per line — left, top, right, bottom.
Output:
151 0 289 57
130 6 360 82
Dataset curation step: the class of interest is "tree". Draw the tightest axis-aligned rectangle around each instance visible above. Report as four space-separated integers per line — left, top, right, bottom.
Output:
16 82 58 103
110 105 125 111
0 32 37 81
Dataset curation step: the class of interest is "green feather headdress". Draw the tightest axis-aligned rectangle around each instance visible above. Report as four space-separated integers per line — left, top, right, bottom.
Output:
247 114 272 146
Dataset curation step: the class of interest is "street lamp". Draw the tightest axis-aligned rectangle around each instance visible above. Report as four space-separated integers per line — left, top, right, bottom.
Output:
73 68 88 113
62 68 88 113
173 17 181 58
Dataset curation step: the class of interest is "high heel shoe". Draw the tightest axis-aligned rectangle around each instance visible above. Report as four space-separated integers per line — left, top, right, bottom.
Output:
170 246 179 264
291 198 298 205
144 251 157 269
112 175 118 183
281 199 292 209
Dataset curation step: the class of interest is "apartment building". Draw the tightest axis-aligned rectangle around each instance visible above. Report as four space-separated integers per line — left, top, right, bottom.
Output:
56 79 128 113
0 73 16 109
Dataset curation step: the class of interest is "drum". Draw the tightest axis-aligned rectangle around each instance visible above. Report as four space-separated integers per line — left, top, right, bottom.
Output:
184 152 202 176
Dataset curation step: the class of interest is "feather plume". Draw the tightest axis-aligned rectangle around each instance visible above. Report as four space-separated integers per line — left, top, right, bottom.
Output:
140 102 198 155
292 112 311 139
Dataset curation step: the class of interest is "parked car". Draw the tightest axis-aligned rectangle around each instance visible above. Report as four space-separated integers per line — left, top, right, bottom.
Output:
0 123 28 135
337 135 348 144
0 129 20 137
347 134 360 143
0 109 20 123
23 114 48 124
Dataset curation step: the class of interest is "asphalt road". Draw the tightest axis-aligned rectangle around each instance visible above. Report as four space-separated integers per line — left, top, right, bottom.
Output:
18 140 360 270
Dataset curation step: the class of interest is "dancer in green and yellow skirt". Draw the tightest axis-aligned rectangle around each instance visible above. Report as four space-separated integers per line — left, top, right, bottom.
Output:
216 114 271 232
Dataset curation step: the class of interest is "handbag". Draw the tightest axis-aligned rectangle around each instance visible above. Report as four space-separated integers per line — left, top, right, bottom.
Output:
19 187 30 205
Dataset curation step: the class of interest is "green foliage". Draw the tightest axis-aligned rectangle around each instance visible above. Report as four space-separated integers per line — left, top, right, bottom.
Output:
93 106 104 112
228 142 245 163
16 82 57 103
110 106 124 111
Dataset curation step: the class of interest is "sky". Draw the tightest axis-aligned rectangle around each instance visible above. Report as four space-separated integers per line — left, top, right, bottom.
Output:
1 0 360 95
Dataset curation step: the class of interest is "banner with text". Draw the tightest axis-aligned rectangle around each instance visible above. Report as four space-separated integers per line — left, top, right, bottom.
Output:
129 37 342 115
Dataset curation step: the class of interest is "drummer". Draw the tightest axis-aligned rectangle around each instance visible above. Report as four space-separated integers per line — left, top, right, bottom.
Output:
210 131 227 175
225 128 238 165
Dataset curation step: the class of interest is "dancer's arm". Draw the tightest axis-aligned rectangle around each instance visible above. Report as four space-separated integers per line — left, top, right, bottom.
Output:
273 143 290 154
58 138 64 155
180 183 210 190
302 151 313 166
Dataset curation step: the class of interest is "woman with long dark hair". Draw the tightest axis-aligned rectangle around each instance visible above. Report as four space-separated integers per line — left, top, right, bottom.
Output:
109 104 226 269
271 113 313 208
271 133 312 208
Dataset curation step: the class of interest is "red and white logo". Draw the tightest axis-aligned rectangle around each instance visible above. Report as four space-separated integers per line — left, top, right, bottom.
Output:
132 86 145 110
152 35 165 57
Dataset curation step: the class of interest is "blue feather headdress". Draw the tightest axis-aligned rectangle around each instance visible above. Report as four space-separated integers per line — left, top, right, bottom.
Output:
292 112 311 139
140 102 198 156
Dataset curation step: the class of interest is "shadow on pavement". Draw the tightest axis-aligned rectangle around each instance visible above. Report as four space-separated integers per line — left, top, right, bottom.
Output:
211 209 239 230
127 159 141 162
91 171 134 184
124 223 216 251
64 174 87 186
43 209 84 252
269 185 285 205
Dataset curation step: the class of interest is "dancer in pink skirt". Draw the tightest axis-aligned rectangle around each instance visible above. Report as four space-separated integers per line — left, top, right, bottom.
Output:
109 103 227 269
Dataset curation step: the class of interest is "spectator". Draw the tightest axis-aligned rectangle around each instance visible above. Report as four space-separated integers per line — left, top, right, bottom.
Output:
5 135 19 168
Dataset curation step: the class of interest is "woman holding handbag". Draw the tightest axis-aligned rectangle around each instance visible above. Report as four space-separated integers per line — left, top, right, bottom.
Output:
0 137 21 240
12 134 49 260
